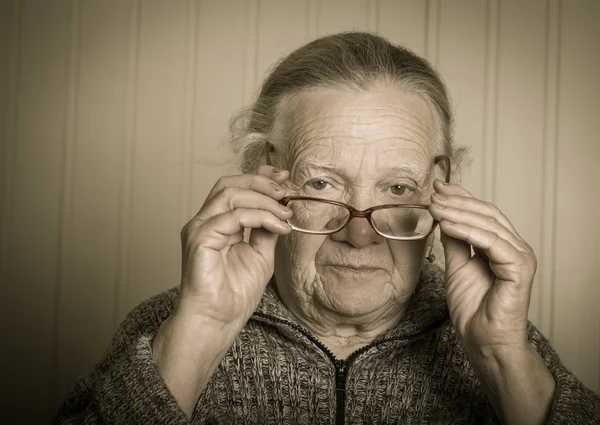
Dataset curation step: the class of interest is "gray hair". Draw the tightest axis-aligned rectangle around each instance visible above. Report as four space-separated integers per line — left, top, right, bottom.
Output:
228 31 468 178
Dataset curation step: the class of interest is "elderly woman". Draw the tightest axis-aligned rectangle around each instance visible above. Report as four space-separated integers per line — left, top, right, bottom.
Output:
54 32 599 425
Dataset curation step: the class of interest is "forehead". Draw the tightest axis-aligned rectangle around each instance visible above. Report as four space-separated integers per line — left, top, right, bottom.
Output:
279 87 439 175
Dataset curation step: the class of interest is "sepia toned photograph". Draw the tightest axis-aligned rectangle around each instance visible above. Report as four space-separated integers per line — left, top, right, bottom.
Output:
0 0 598 423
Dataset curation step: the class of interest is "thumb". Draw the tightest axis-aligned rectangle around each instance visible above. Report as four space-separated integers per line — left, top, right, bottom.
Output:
249 227 279 265
440 225 471 276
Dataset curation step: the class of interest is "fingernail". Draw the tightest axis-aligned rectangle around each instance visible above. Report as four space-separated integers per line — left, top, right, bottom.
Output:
281 220 291 228
441 219 453 225
271 182 285 192
272 168 283 173
434 193 447 201
280 205 291 213
434 202 446 209
436 179 448 186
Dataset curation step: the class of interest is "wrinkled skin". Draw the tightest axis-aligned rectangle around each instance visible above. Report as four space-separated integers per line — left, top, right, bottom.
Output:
270 86 536 357
272 87 438 352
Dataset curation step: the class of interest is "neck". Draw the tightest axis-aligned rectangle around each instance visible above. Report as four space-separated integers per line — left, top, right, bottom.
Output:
275 285 410 360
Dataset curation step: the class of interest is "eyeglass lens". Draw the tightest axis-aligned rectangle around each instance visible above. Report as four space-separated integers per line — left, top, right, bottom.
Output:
285 199 433 238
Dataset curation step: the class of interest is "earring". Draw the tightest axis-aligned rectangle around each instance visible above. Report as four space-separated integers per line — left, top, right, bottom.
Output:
425 245 435 263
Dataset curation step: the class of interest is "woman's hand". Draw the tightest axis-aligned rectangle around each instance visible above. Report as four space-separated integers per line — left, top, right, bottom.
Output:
428 180 537 353
428 182 556 425
152 166 292 419
176 165 292 327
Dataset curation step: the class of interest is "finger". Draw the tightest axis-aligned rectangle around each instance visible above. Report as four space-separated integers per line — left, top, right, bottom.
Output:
439 220 519 266
429 199 524 250
196 187 292 222
256 164 290 185
204 173 288 205
440 228 472 277
431 190 518 235
433 179 474 198
248 227 279 259
197 208 292 252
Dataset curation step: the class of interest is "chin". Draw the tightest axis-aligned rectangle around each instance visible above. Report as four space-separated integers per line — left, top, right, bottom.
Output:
316 272 395 317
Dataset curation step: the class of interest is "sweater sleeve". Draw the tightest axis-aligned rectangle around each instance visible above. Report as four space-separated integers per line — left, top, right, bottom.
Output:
527 323 600 424
51 288 191 425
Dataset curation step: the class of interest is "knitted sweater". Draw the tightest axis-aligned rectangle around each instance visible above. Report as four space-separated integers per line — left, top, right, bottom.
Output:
53 265 600 424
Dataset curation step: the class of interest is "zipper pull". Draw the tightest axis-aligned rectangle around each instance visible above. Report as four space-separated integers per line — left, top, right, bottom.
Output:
335 360 347 392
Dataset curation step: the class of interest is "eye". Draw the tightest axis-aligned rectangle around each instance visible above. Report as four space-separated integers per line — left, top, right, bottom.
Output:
390 185 408 196
308 180 329 190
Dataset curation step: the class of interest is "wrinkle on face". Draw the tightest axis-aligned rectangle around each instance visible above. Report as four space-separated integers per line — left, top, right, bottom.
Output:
273 85 441 339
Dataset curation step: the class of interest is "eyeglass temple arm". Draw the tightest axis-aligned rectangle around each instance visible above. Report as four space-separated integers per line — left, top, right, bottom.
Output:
434 155 451 183
265 142 272 166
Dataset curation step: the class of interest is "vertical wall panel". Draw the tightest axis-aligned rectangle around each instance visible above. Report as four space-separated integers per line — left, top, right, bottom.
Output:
481 0 499 203
115 0 140 334
494 0 547 327
0 0 17 278
0 0 19 406
52 0 133 410
0 0 72 421
317 0 370 36
425 0 440 64
553 0 600 392
117 0 189 322
0 1 13 238
436 0 487 198
187 0 249 222
378 0 427 56
306 0 319 40
257 0 308 85
179 0 198 230
538 0 561 339
243 0 260 103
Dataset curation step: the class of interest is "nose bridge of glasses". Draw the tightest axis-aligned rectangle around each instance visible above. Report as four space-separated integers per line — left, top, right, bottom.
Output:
347 206 371 219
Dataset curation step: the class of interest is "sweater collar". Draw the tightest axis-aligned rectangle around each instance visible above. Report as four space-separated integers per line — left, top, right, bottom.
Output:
251 263 449 341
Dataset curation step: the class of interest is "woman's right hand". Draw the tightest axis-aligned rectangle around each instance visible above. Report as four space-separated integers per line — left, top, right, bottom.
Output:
174 165 292 328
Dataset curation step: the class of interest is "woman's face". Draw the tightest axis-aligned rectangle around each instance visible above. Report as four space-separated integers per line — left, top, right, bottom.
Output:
273 86 440 320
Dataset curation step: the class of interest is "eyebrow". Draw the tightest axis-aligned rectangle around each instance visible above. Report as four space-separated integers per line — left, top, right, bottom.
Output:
294 158 430 183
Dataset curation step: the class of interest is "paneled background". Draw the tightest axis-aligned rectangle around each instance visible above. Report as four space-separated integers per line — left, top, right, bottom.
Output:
0 0 598 422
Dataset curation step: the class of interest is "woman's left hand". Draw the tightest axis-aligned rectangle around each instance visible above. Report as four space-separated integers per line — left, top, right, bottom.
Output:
428 180 538 353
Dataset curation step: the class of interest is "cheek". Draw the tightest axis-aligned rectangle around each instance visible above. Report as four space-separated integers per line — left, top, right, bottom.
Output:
275 232 326 271
389 239 427 274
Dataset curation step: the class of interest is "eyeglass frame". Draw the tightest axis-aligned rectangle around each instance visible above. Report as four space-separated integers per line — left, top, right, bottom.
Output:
264 142 452 241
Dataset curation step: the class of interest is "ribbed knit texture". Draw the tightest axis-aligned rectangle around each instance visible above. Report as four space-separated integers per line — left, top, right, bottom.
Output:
53 264 600 424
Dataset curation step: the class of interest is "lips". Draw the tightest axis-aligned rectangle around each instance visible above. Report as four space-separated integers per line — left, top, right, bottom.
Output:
330 264 381 272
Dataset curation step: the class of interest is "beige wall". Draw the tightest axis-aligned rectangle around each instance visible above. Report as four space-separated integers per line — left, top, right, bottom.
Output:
0 0 598 422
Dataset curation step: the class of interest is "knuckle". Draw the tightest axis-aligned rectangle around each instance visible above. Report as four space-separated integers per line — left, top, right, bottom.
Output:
180 223 189 241
180 219 199 241
527 251 538 269
251 174 270 189
214 175 232 191
486 215 500 227
484 201 500 216
221 186 236 200
491 232 501 245
524 240 535 254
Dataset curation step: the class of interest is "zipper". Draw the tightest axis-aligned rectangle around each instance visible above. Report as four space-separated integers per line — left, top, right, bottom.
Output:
334 359 347 425
251 311 446 424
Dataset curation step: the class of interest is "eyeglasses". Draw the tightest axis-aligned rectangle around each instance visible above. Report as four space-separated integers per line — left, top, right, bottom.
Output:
264 142 451 240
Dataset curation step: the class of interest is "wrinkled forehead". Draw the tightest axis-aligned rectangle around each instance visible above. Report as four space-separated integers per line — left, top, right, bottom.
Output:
277 87 440 180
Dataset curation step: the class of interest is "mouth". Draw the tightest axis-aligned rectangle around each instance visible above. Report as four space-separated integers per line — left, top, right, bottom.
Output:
329 264 382 273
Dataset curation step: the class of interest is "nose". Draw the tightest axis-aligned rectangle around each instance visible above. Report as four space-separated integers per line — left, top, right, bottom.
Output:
330 215 385 248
